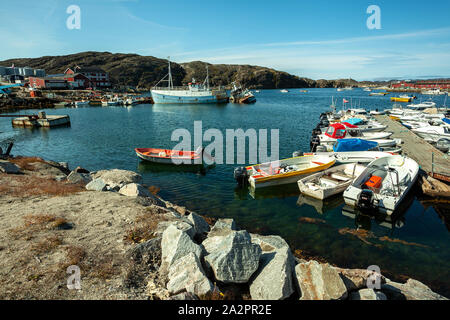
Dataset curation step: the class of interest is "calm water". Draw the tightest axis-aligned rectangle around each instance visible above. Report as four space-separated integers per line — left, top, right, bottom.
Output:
1 88 449 296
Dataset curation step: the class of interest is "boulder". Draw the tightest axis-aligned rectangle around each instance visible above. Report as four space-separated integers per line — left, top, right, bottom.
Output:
207 218 237 238
135 193 166 208
350 288 387 300
128 237 162 265
0 160 21 174
91 169 143 187
250 234 291 253
85 178 108 192
381 279 448 300
167 252 214 297
295 260 348 300
334 267 387 291
250 247 295 300
156 220 195 239
26 161 67 177
169 292 199 300
187 213 210 237
204 230 261 284
160 224 202 272
67 171 92 185
74 166 90 174
119 183 151 197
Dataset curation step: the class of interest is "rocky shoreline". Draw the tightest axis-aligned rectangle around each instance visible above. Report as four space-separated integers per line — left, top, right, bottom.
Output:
0 156 448 300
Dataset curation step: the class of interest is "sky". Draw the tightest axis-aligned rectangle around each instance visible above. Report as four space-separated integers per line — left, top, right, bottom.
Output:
0 0 449 80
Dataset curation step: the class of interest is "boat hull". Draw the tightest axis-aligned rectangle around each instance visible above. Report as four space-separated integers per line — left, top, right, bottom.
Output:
151 90 228 104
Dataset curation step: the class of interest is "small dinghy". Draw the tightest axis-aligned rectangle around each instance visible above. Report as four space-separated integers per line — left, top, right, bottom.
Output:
343 155 419 215
135 146 205 164
234 155 336 189
298 163 367 200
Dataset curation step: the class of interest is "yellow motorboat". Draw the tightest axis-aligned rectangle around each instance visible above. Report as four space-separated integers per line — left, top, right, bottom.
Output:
243 155 336 189
390 97 412 103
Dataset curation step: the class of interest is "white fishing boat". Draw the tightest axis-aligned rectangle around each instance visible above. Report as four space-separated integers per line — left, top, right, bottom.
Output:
234 155 336 189
411 126 450 142
422 89 445 96
317 123 393 145
343 155 419 215
151 58 228 104
298 163 367 200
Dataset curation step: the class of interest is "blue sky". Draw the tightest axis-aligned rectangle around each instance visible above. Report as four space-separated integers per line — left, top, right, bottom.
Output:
1 0 449 80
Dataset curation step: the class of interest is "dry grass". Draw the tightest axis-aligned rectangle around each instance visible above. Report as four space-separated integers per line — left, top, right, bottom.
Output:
30 235 62 255
9 156 47 171
8 214 68 240
123 213 168 244
0 174 85 197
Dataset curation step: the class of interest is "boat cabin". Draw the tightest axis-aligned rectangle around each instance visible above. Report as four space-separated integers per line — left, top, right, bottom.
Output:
325 123 362 139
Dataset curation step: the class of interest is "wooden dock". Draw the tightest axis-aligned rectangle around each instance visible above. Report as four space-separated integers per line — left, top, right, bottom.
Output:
374 115 450 182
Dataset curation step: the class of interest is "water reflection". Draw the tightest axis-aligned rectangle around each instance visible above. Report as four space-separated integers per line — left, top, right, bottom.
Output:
297 194 344 215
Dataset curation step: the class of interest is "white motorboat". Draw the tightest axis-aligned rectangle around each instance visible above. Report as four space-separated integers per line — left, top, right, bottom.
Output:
75 100 90 107
406 101 436 110
370 110 386 115
298 163 367 200
341 121 388 133
317 123 393 145
280 89 289 93
343 155 419 215
411 126 450 142
298 151 395 165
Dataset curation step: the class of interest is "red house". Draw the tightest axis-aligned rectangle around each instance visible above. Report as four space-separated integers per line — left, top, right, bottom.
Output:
65 66 111 88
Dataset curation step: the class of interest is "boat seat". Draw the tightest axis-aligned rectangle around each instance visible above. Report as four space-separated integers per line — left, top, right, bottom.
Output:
320 176 340 186
330 172 352 181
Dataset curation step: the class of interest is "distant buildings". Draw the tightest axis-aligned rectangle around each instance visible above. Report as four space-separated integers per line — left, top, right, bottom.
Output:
0 66 45 83
391 79 450 90
1 64 111 90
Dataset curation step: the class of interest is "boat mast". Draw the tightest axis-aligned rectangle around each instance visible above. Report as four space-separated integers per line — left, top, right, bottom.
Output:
168 57 174 89
206 65 210 90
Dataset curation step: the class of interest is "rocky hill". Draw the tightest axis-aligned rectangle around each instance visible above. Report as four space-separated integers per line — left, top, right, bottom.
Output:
0 51 357 89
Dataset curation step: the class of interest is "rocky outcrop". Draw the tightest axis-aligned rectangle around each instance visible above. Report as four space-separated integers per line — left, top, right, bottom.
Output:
250 247 295 300
85 178 108 192
0 160 21 174
295 260 348 300
160 223 203 272
334 267 387 291
67 171 92 185
204 230 261 284
167 252 214 297
187 212 210 238
91 169 143 187
208 218 237 238
119 183 152 197
381 279 448 300
350 288 387 300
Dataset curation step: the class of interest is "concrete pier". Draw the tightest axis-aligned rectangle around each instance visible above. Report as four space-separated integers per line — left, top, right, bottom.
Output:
374 115 450 182
12 114 70 128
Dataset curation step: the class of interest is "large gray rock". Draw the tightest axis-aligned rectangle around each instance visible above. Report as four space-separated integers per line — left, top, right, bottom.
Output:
350 288 387 300
160 224 202 272
0 160 21 174
250 234 291 253
92 169 143 187
67 171 92 184
204 230 261 284
381 279 448 300
85 178 108 192
119 183 152 197
156 220 195 239
167 252 214 297
208 218 237 238
334 267 387 291
295 260 348 300
250 247 295 300
187 213 210 237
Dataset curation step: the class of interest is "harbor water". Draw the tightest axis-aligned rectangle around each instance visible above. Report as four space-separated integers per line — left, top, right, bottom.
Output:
1 88 449 296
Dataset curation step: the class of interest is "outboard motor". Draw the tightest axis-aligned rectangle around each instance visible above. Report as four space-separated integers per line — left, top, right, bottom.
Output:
310 136 321 152
356 189 376 212
292 150 304 157
234 167 249 187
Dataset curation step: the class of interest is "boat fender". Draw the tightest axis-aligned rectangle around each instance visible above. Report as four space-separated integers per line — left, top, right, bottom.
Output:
234 167 249 187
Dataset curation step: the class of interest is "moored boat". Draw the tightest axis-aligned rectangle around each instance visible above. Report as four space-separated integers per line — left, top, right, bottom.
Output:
343 155 419 215
298 163 367 200
135 147 204 164
234 155 336 189
151 58 228 104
